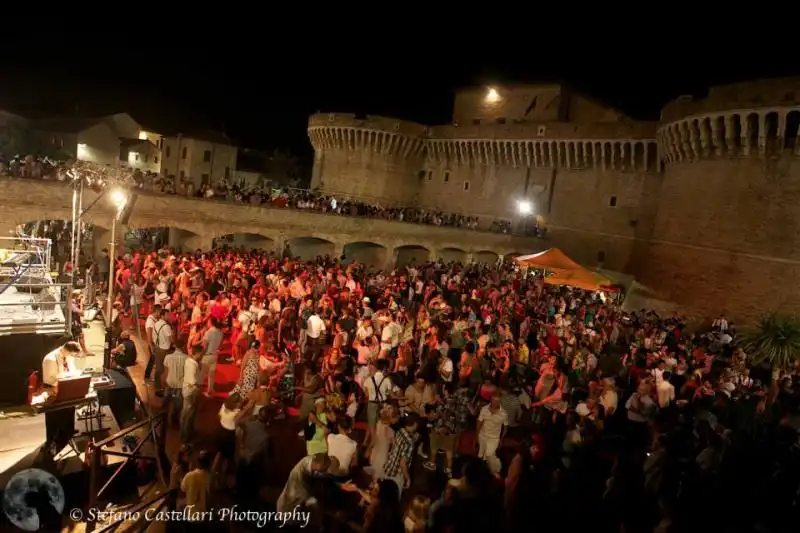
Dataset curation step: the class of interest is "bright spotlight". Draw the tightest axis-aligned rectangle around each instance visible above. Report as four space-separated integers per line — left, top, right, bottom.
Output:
111 190 128 210
517 200 533 215
485 87 500 103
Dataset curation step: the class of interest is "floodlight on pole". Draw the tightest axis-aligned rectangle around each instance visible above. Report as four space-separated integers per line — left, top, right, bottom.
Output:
485 87 500 103
517 200 533 215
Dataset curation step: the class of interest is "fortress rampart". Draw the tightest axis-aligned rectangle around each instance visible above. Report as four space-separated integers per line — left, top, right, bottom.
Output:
307 80 800 322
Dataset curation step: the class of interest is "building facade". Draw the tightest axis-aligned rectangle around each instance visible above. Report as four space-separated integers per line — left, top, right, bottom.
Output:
307 79 800 322
160 132 237 188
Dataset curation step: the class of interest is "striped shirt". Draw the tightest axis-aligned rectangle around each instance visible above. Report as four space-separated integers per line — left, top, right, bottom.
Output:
163 349 187 389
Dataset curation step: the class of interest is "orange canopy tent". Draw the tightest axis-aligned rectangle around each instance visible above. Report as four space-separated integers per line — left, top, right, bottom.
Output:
514 248 585 272
514 248 612 291
544 270 612 291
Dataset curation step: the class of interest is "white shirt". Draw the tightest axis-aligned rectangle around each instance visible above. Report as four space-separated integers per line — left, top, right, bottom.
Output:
237 310 253 332
182 357 200 397
478 405 508 439
656 380 675 408
326 434 357 476
439 358 454 383
42 348 77 386
151 319 173 349
362 371 397 402
307 314 326 339
219 405 240 431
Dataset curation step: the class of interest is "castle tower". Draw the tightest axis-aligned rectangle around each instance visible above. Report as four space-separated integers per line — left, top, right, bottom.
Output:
307 114 427 205
640 78 800 320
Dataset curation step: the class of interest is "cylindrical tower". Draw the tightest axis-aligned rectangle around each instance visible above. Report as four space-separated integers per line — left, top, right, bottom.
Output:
641 78 800 321
307 113 427 205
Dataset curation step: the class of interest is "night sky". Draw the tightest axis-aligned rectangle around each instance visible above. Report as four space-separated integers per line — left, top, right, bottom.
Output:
1 45 798 166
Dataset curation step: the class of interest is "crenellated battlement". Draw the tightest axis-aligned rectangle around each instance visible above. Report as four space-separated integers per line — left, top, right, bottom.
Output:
659 105 800 163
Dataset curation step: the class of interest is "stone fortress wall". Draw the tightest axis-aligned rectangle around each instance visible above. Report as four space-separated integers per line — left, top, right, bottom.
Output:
307 79 800 322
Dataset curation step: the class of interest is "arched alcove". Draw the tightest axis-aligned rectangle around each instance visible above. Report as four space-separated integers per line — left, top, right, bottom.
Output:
124 227 169 251
213 233 275 252
343 242 387 268
287 237 335 262
473 250 499 265
394 245 429 268
438 247 467 264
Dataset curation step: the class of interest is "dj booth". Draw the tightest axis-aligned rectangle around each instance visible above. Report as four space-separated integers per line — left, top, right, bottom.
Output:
0 368 137 477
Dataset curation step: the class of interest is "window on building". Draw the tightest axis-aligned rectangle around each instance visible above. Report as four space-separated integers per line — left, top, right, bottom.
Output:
201 173 210 186
179 170 185 179
472 119 481 125
165 146 171 158
134 153 139 161
154 156 159 164
463 181 470 191
496 117 506 124
597 251 606 262
203 150 211 162
418 170 426 179
608 196 617 207
224 166 230 179
444 171 450 183
181 147 187 159
427 170 433 181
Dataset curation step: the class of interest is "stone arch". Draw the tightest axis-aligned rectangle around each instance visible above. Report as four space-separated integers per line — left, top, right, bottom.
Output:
124 226 170 251
394 245 429 268
731 114 742 149
473 250 499 265
764 111 779 139
746 112 760 146
633 142 645 170
287 237 335 262
343 241 387 268
213 233 276 252
438 247 468 264
785 110 800 149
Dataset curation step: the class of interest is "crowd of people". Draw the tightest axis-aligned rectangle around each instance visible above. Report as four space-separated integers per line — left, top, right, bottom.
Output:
81 244 800 533
2 157 547 237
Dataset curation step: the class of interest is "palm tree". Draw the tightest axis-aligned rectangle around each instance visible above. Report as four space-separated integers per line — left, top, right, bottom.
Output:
739 312 800 383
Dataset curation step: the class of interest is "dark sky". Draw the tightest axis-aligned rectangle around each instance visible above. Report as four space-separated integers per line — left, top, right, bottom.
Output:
1 44 798 165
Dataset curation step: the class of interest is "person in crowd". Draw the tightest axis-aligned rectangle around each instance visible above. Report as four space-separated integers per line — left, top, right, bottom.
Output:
383 414 419 498
476 389 508 460
162 341 188 426
180 345 204 443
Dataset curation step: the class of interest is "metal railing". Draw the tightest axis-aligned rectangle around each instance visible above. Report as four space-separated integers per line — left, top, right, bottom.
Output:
85 412 168 532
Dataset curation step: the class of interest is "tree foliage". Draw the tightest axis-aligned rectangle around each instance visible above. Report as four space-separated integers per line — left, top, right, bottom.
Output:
0 123 70 160
262 149 303 187
739 312 800 369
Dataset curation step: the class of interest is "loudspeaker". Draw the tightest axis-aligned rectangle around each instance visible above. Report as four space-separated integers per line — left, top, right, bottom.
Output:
117 193 138 225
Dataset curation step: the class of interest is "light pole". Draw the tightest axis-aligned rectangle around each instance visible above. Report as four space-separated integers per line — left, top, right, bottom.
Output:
104 190 128 370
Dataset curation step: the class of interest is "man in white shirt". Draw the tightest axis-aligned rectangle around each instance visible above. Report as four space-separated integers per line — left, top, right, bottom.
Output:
151 310 173 395
180 345 203 443
362 359 398 450
477 391 508 459
326 417 358 477
42 341 82 387
306 310 326 359
656 371 675 408
143 306 162 381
